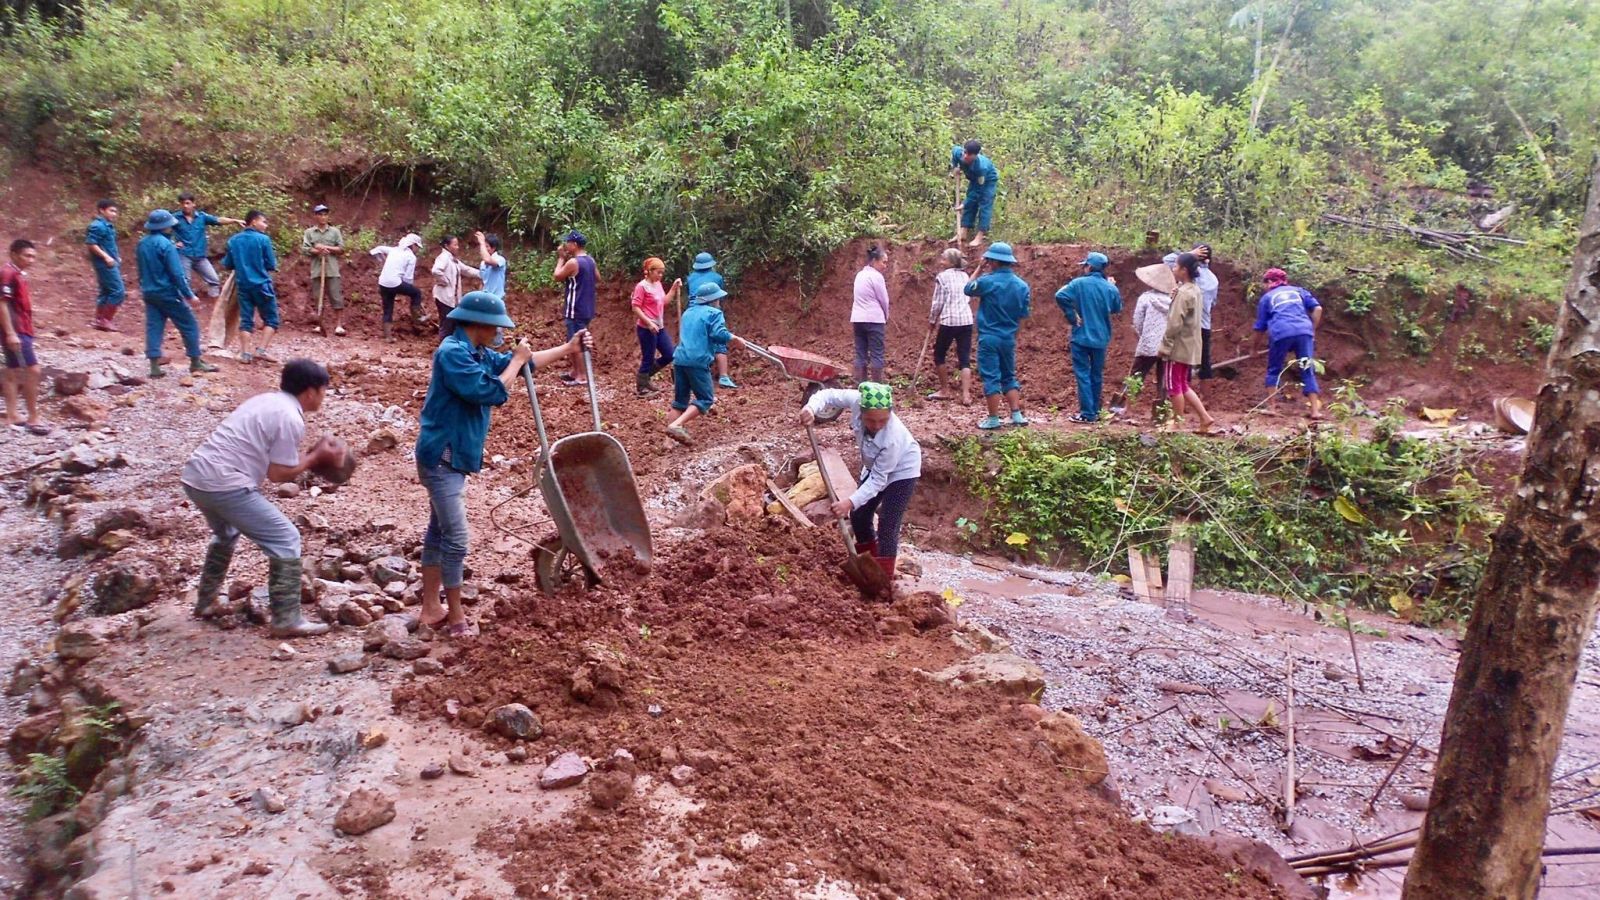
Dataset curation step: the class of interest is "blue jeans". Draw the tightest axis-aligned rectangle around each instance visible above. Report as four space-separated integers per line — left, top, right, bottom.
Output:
637 325 674 374
183 484 301 559
94 265 125 307
976 335 1018 396
961 187 997 231
1070 342 1106 419
418 459 469 588
852 322 885 372
238 282 280 333
566 316 592 340
672 365 715 413
1267 334 1319 395
144 294 204 360
181 256 223 297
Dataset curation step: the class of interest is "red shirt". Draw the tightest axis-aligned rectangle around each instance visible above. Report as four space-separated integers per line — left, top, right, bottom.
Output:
0 263 31 337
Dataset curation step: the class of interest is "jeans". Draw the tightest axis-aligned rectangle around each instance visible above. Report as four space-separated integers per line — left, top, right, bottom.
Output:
181 256 222 297
566 316 593 340
850 477 918 557
1070 342 1106 419
637 326 674 374
184 484 301 559
852 322 885 372
976 335 1018 396
418 459 469 588
1198 328 1213 380
94 265 126 307
144 294 204 360
237 282 280 333
1267 334 1319 395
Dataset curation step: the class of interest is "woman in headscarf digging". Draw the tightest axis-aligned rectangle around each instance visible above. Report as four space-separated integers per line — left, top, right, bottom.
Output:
798 382 922 581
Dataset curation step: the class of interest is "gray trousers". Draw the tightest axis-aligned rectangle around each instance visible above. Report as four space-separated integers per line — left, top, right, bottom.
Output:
182 256 223 298
183 484 301 559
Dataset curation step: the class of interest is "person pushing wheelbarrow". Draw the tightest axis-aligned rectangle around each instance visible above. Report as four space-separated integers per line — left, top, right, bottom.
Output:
798 382 922 582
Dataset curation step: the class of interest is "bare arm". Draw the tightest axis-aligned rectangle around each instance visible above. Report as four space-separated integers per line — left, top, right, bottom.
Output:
0 302 17 347
1311 307 1323 329
266 437 335 483
552 257 578 282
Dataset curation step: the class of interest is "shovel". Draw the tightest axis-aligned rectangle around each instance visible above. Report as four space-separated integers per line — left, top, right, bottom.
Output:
805 423 890 597
1212 349 1266 380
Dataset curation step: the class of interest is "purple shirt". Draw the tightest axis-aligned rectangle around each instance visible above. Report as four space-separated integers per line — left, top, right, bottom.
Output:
1254 284 1319 342
851 266 889 324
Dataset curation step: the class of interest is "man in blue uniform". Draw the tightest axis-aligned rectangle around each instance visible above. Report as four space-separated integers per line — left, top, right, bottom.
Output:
136 209 218 378
950 139 999 248
1055 251 1122 423
964 242 1031 430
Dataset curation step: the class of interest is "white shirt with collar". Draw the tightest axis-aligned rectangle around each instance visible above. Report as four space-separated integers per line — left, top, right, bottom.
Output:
803 389 922 509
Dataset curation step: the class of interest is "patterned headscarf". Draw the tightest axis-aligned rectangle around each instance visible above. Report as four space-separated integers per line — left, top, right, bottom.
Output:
858 382 893 410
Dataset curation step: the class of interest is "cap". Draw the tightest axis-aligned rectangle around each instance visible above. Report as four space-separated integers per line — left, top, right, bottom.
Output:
1263 267 1288 286
564 230 587 247
312 204 330 214
1081 251 1109 271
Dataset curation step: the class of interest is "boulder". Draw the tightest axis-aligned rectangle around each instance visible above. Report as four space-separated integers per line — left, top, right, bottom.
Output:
326 653 370 675
382 639 429 661
1034 711 1109 785
336 601 373 627
8 710 62 763
538 751 589 790
699 464 768 523
363 618 409 651
923 653 1045 698
589 770 633 810
333 789 395 836
58 444 126 475
413 658 444 676
56 621 109 662
52 372 89 397
89 555 165 615
370 556 410 586
364 428 400 455
59 397 109 425
485 704 542 741
951 622 1009 654
57 505 150 559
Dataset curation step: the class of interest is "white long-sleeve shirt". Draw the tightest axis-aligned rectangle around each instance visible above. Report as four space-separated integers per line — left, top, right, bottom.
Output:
851 266 890 324
1131 290 1173 358
803 388 922 509
431 249 480 308
372 245 417 289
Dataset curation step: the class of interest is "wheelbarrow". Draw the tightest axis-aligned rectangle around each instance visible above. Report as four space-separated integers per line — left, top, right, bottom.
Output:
520 349 653 593
730 335 846 422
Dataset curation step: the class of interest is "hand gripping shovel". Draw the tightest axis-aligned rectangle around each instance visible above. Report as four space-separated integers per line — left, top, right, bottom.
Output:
806 423 890 597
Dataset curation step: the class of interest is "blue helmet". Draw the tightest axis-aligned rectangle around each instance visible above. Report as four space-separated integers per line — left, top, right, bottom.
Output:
691 281 728 305
982 242 1018 265
692 251 716 271
446 291 517 328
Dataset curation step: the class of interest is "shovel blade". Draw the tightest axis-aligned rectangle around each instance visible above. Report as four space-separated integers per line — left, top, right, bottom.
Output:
843 552 891 597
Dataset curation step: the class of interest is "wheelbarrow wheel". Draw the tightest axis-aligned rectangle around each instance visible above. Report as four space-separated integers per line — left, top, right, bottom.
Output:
803 381 845 423
535 539 597 594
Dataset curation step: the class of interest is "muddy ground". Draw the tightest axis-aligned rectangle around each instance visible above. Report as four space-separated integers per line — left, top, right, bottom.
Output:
0 168 1581 898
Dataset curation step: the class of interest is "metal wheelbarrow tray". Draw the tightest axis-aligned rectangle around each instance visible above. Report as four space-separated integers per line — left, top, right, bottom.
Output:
732 335 847 421
521 350 652 592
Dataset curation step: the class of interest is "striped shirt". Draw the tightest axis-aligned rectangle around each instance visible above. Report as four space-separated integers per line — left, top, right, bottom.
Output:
929 268 973 327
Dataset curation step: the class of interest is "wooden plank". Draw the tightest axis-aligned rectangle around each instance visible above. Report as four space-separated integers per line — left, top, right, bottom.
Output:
767 478 814 528
817 448 858 498
1128 547 1150 601
1166 538 1194 607
1144 551 1165 604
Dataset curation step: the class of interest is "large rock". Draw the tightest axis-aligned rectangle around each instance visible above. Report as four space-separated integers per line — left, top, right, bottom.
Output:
336 601 373 627
699 464 769 523
59 397 109 425
923 653 1045 698
8 710 62 763
58 505 150 559
333 789 395 835
52 372 89 397
56 621 110 662
326 653 370 675
363 618 409 651
485 704 542 741
1034 711 1109 785
364 428 400 455
382 639 429 661
538 751 589 790
89 555 165 615
370 556 411 586
58 444 127 475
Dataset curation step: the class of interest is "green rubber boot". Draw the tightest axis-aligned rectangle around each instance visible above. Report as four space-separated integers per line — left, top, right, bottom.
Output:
149 359 165 379
193 540 235 618
190 358 219 374
267 557 328 638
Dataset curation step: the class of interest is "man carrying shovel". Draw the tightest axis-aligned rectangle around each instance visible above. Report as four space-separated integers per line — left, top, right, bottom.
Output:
799 382 922 582
302 204 346 336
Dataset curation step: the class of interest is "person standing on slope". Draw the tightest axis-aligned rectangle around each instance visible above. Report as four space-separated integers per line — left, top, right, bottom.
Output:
851 244 892 384
86 199 126 332
302 204 347 337
1159 253 1216 433
950 139 999 248
1253 267 1324 420
964 242 1031 430
1055 251 1122 424
553 230 597 387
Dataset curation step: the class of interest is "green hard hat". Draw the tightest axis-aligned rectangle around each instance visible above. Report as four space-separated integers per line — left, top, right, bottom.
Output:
446 291 516 328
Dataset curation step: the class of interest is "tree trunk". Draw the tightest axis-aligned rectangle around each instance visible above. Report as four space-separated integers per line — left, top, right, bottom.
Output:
1403 158 1600 898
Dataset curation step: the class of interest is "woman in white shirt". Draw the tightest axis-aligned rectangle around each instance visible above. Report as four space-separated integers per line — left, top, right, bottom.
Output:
430 234 481 339
370 233 423 343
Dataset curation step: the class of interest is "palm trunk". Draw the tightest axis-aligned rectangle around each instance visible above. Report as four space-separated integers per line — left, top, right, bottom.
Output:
1402 158 1600 898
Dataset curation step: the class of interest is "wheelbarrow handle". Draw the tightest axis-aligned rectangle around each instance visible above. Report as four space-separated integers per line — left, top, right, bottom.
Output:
806 423 859 555
730 334 784 368
521 363 552 462
580 345 601 432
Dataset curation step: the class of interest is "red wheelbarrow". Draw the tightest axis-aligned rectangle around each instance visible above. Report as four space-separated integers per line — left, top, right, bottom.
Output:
731 335 846 421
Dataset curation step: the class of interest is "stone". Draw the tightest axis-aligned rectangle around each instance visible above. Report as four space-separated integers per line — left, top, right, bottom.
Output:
364 428 399 455
277 483 301 499
364 618 409 651
383 582 406 599
699 464 768 523
459 584 480 605
448 753 477 777
1035 712 1109 785
53 372 89 397
251 788 287 814
383 639 429 661
338 564 366 582
1400 791 1432 812
667 765 697 787
59 444 126 475
56 622 108 662
420 762 445 780
1197 834 1319 900
673 497 726 531
336 601 373 627
360 727 387 749
89 555 166 615
60 396 109 424
1203 779 1250 803
506 746 529 763
950 622 1009 654
333 789 395 836
609 748 637 776
538 751 589 790
589 770 634 810
8 710 61 763
681 748 732 774
412 658 444 676
485 704 542 741
923 653 1045 698
271 643 297 661
371 556 410 586
327 653 369 675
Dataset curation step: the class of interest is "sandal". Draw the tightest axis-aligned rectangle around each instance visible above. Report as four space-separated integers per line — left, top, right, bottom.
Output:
334 326 347 336
666 425 694 446
926 392 951 401
441 621 477 639
1067 414 1097 424
25 423 52 436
